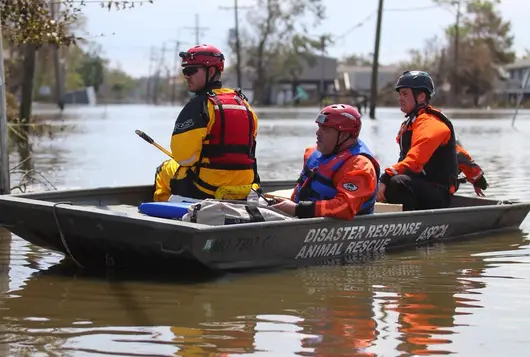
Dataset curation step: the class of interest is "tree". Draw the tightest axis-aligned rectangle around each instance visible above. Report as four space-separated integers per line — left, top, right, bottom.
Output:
0 0 153 46
456 0 515 105
340 53 373 66
398 35 447 93
78 51 106 93
237 0 327 104
0 0 154 120
431 0 515 105
103 66 139 102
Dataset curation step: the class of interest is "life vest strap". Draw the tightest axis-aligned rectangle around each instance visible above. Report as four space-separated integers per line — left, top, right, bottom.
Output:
200 162 255 170
202 144 253 157
186 168 219 193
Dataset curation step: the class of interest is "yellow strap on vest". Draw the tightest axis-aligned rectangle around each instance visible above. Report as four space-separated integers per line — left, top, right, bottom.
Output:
214 184 253 200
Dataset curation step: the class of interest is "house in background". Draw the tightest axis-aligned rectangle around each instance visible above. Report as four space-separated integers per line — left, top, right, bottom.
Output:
494 59 530 104
273 55 338 105
336 64 400 95
222 67 255 103
222 55 338 105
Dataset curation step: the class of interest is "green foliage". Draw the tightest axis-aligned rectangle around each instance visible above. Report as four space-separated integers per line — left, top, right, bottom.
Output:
78 52 105 93
0 0 154 46
103 66 139 101
397 0 516 106
340 53 373 66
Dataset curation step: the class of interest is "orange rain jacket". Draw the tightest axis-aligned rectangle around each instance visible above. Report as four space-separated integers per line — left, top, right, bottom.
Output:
292 145 379 220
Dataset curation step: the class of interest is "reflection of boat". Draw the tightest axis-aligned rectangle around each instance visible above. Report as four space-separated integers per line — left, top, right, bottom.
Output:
0 180 528 271
2 231 528 355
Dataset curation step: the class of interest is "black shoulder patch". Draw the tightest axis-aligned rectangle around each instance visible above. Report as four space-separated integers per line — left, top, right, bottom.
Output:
172 96 208 135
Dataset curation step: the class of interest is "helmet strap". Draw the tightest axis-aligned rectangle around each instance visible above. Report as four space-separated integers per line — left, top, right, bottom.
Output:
407 89 428 118
203 66 221 90
332 131 351 154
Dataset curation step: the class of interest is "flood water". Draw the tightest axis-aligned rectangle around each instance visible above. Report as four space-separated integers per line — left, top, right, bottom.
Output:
2 104 530 356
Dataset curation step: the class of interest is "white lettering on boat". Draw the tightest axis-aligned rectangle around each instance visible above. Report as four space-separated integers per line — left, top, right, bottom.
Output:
295 238 392 259
416 224 450 242
303 222 423 243
295 221 452 260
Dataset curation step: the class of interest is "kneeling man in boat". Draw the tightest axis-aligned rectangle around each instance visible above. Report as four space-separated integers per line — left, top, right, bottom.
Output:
272 104 380 220
153 44 260 202
376 70 458 211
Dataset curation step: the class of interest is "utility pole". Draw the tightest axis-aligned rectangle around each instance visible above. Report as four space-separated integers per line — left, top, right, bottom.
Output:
319 35 326 107
184 14 209 45
451 0 461 107
152 43 166 105
146 46 155 104
171 40 181 104
0 17 10 194
50 0 64 111
369 0 384 120
219 0 252 89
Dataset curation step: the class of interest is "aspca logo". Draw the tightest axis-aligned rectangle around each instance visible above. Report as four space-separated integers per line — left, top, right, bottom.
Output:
174 119 194 131
342 182 358 191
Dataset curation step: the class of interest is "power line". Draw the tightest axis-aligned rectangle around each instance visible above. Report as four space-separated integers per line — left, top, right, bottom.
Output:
336 4 443 40
219 0 253 89
183 14 208 45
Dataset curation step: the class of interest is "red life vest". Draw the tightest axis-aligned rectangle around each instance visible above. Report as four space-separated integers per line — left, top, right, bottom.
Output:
189 89 258 193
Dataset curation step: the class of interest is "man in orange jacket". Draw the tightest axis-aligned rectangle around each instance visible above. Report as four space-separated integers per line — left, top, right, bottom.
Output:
376 70 458 211
272 104 380 220
456 139 489 196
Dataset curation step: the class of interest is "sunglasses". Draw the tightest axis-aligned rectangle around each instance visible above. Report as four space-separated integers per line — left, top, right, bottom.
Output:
182 66 201 76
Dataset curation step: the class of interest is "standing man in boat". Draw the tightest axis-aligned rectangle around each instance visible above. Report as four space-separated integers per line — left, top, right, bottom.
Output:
272 104 380 220
455 139 489 196
376 70 458 211
153 44 260 201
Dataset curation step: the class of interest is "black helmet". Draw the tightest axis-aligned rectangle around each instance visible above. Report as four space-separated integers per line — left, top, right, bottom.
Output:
395 70 435 98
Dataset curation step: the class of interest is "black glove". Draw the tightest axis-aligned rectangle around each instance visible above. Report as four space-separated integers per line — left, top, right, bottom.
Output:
474 175 488 190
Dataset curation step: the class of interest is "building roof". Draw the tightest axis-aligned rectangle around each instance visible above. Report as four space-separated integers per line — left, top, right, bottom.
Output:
505 59 530 70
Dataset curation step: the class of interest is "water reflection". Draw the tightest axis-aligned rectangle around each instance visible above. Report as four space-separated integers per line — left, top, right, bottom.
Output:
0 229 11 356
0 231 527 356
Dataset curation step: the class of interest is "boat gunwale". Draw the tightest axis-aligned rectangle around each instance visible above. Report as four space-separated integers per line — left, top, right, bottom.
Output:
1 187 529 233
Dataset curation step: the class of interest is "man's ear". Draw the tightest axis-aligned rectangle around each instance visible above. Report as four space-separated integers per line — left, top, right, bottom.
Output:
416 91 427 103
208 67 218 81
339 131 350 142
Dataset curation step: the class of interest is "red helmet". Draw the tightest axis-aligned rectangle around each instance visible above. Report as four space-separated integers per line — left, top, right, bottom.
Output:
179 44 225 72
316 104 362 138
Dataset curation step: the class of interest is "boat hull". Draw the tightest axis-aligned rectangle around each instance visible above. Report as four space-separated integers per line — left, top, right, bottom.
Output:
0 180 528 271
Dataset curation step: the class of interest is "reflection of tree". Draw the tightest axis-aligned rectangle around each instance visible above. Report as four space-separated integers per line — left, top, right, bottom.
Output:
170 323 256 356
0 229 11 356
296 235 527 356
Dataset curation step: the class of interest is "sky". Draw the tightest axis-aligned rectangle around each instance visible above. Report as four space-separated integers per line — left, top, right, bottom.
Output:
78 0 529 78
